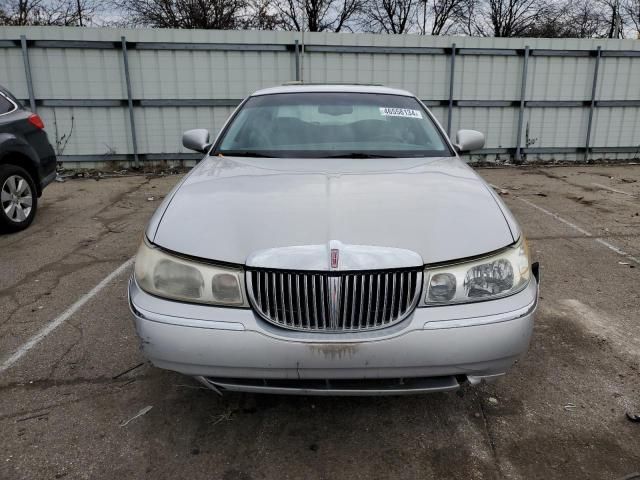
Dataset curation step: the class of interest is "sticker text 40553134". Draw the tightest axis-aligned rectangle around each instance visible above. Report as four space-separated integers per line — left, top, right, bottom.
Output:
379 107 423 119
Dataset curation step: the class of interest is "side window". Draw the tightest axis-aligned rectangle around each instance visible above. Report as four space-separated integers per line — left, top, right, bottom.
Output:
0 94 16 115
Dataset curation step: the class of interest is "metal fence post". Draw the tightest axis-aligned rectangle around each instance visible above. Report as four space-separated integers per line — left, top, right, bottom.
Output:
121 36 140 168
294 40 300 81
585 46 601 162
447 43 456 136
20 35 36 113
515 46 530 163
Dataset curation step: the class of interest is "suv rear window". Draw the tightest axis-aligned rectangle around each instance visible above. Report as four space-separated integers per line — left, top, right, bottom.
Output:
0 94 16 115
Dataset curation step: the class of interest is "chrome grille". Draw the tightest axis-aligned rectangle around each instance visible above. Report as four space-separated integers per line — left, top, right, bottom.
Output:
247 269 422 332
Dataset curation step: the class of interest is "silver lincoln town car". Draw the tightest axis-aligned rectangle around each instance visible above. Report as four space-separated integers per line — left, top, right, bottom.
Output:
129 84 539 395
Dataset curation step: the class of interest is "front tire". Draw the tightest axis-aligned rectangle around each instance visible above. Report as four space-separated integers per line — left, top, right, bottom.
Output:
0 164 38 233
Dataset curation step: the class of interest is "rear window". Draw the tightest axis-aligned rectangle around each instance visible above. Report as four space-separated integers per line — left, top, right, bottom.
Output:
0 94 16 115
216 92 452 158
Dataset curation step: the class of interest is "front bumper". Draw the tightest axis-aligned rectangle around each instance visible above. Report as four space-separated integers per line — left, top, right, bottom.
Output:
128 274 538 395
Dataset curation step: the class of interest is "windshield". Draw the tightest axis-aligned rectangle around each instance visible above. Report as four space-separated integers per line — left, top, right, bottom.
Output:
216 92 452 158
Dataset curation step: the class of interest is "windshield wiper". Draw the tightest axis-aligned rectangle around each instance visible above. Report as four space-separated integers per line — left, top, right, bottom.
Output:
219 151 397 159
325 152 396 159
218 151 276 158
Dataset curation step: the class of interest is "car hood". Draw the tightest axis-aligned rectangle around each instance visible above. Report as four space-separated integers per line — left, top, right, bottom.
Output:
150 156 518 267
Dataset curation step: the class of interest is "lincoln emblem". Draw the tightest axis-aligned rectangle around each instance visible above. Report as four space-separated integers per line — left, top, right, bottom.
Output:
331 248 339 269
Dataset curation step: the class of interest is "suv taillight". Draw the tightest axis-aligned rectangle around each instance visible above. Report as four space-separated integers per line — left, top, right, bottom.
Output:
28 114 44 130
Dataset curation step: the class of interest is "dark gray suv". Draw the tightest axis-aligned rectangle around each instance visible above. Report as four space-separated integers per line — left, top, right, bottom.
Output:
0 86 56 232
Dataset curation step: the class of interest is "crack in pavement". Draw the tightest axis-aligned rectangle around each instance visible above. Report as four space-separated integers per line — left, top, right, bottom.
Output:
0 372 152 397
0 178 153 331
0 374 151 421
520 169 640 206
478 398 504 479
0 177 151 290
46 329 82 380
0 258 128 328
0 176 152 251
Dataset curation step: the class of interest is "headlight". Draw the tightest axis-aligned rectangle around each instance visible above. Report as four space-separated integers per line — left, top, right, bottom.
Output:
422 237 531 306
134 239 248 307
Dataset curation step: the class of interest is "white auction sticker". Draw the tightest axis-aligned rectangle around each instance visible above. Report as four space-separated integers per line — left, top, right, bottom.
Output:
379 107 423 118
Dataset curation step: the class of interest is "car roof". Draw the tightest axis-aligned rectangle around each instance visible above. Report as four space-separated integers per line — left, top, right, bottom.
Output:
251 84 415 97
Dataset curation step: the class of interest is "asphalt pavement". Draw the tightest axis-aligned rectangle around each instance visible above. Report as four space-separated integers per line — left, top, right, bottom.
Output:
1 165 639 480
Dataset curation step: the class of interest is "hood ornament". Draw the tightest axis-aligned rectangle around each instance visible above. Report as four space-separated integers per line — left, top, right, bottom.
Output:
329 240 342 271
330 248 340 270
328 241 342 329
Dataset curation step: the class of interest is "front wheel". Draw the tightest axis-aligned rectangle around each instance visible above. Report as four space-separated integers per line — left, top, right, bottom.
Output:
0 164 38 233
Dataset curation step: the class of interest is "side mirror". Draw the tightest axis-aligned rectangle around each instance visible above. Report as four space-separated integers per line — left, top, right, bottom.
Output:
454 129 485 153
182 129 211 153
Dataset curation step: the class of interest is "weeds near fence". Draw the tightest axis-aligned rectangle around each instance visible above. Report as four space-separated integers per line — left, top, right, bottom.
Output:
52 110 74 156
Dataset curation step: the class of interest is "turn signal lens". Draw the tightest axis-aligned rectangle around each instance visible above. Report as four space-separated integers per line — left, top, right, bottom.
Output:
212 273 243 304
428 273 456 302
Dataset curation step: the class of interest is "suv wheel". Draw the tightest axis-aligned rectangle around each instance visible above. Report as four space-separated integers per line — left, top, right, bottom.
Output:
0 164 38 233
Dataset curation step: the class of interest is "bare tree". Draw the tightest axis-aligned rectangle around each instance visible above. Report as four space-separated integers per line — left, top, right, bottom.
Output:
482 0 548 36
275 0 362 31
623 0 640 35
452 0 550 36
428 0 467 33
537 0 624 38
3 0 636 36
0 0 98 25
597 0 624 37
520 0 602 36
0 0 36 24
242 0 280 28
113 0 248 29
449 0 480 34
567 0 610 37
361 0 417 33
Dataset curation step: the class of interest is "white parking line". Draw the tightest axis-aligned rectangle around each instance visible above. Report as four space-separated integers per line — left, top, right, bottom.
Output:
0 257 134 375
591 182 637 198
518 197 592 236
517 196 640 265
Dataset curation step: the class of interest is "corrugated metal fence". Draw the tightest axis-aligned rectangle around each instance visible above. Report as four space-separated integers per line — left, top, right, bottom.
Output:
1 26 640 166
